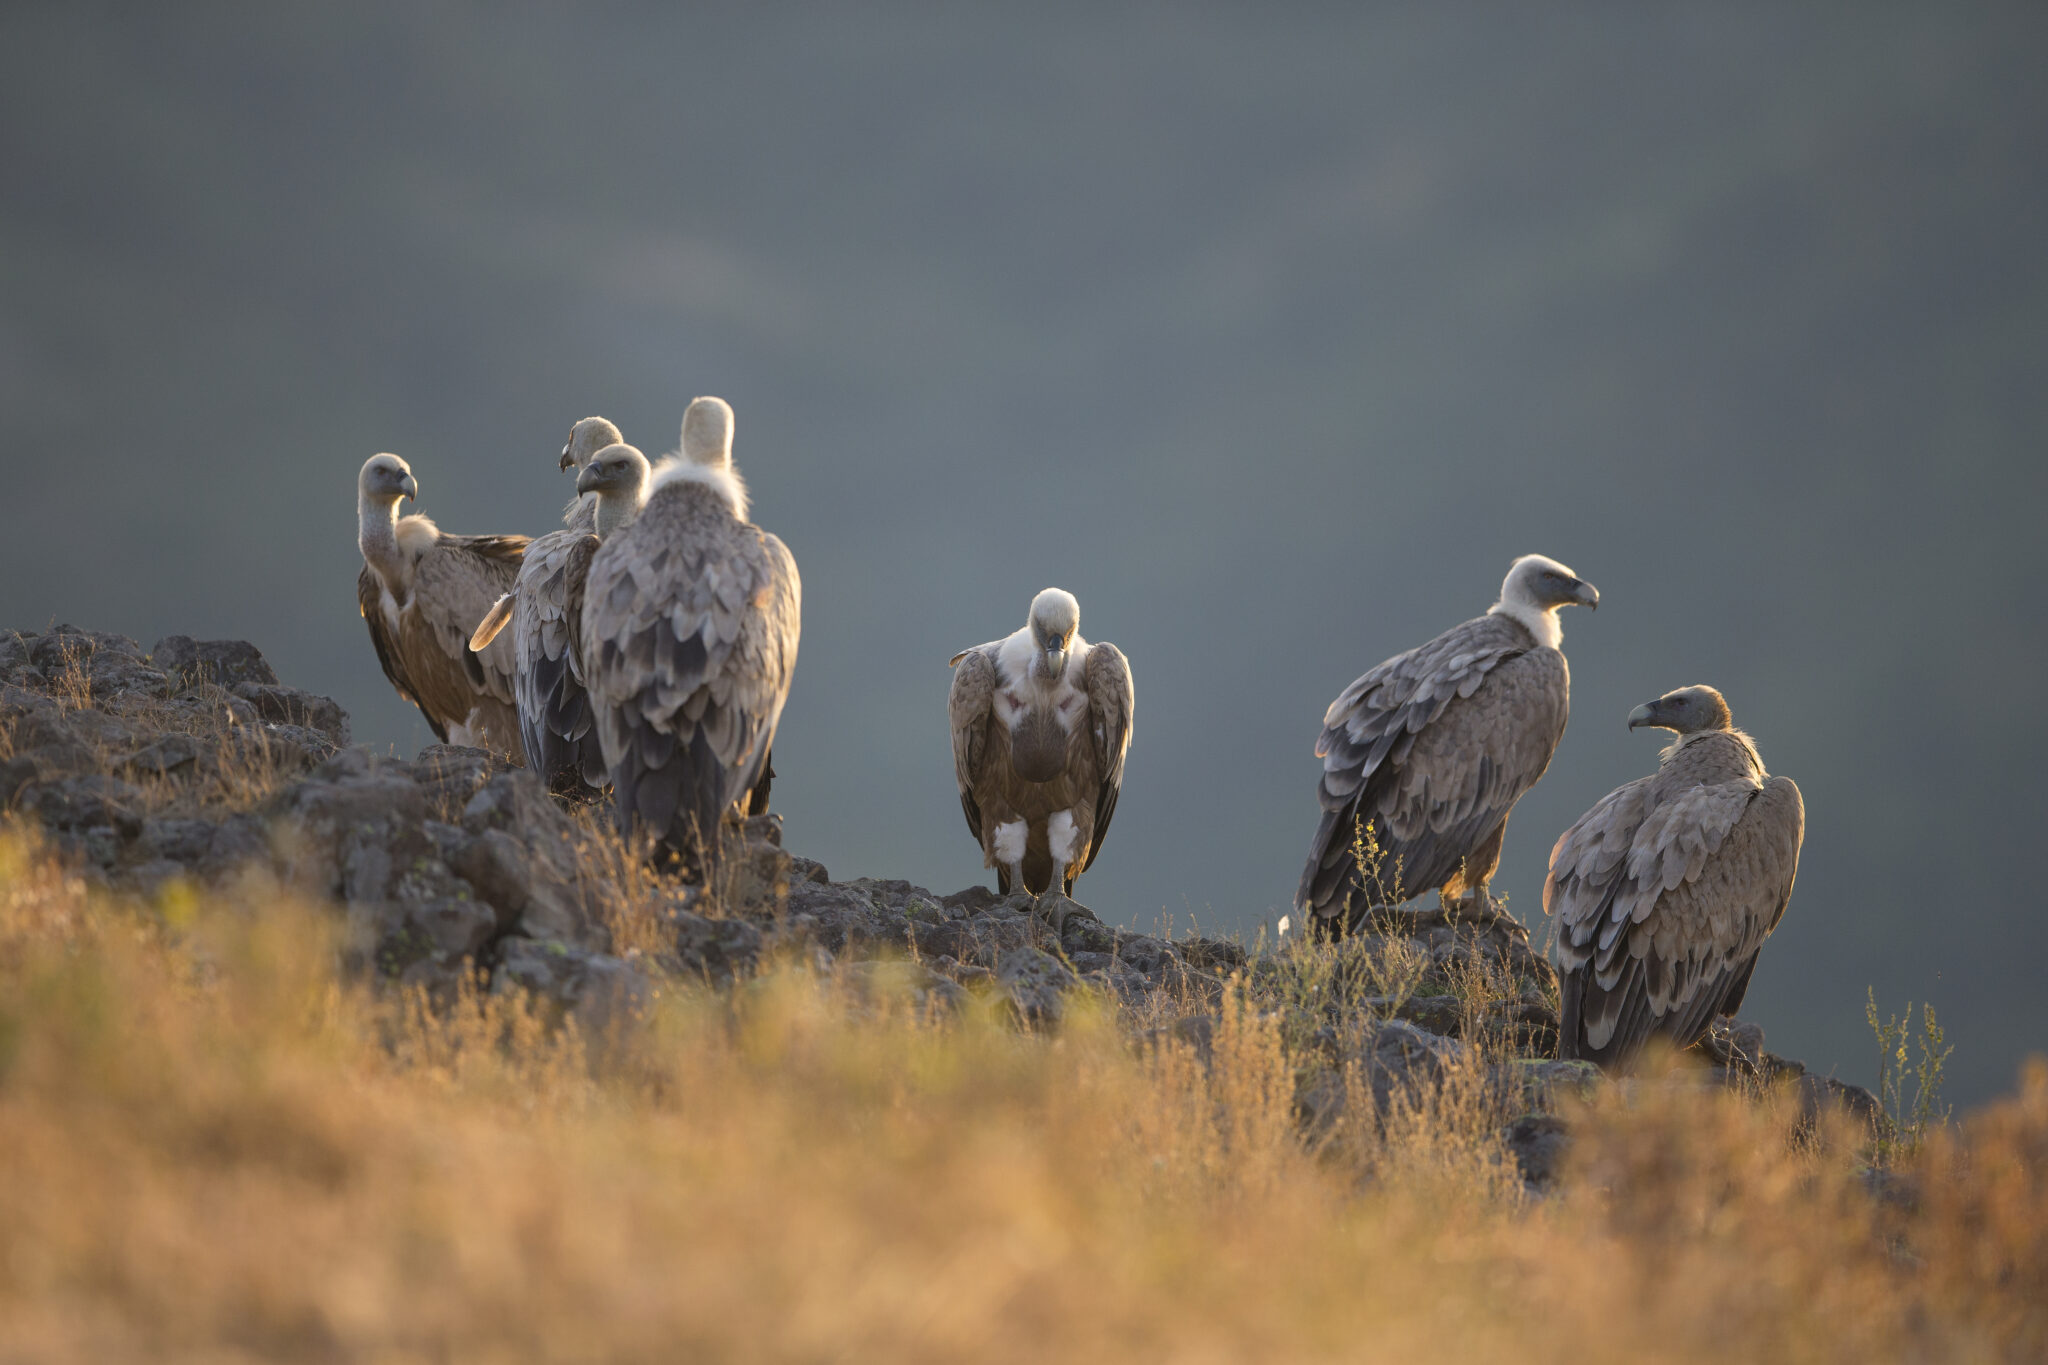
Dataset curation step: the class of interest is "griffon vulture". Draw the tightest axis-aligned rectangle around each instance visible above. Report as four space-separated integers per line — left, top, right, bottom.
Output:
948 588 1135 898
469 434 651 797
1545 686 1804 1071
356 453 529 758
580 398 801 867
1294 554 1599 934
467 417 625 793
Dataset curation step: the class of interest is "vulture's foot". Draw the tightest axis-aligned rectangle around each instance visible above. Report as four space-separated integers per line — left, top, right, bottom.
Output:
1704 1017 1768 1077
1444 884 1507 927
1031 889 1098 938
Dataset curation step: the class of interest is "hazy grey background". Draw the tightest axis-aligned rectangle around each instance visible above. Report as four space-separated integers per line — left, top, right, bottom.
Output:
3 5 2043 1102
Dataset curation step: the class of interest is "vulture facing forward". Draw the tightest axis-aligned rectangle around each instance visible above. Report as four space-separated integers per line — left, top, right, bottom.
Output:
357 453 529 759
467 417 629 795
948 588 1134 898
1295 554 1599 934
580 398 801 867
470 435 652 796
1546 686 1804 1072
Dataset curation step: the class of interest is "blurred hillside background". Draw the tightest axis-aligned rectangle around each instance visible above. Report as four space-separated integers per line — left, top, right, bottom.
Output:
2 5 2043 1102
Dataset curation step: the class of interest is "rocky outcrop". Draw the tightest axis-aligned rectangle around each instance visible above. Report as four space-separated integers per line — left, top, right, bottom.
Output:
0 623 1884 1194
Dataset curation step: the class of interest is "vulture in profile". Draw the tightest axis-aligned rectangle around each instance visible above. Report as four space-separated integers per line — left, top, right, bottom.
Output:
1546 686 1804 1071
580 397 801 868
1295 554 1599 935
466 417 627 794
948 588 1135 898
356 453 529 758
469 434 651 796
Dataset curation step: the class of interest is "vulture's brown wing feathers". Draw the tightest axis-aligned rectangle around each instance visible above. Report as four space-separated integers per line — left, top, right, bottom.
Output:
512 529 606 791
1299 614 1567 921
403 532 528 758
1550 743 1803 1068
358 565 444 740
1080 641 1134 872
584 485 800 859
946 646 998 845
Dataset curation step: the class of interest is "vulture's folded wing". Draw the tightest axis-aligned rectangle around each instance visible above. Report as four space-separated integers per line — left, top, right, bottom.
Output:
1081 640 1134 872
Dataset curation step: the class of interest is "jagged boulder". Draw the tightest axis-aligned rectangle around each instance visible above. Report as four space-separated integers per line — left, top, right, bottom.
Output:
150 636 280 690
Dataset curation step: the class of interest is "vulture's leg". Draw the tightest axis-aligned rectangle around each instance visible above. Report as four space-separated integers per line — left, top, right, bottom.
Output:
1031 888 1097 937
992 820 1028 899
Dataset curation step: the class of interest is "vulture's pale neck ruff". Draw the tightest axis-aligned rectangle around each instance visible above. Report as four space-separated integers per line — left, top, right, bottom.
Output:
1662 726 1764 772
358 493 439 606
593 485 650 539
1487 588 1566 650
996 627 1093 702
647 457 750 522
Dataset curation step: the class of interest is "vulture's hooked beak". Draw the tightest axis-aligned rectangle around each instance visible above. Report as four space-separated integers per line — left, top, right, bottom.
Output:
1626 701 1658 731
575 464 602 496
1042 647 1068 682
400 474 419 502
559 443 576 472
1572 579 1600 610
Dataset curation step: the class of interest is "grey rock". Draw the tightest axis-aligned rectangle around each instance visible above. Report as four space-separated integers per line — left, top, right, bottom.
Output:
789 855 830 885
493 937 655 1045
414 744 517 815
230 682 350 745
1504 1113 1572 1188
409 896 499 958
673 911 764 981
996 946 1078 1028
140 816 221 864
1796 1073 1885 1133
0 755 37 806
22 774 145 835
123 734 201 778
723 838 792 917
1359 1018 1470 1110
32 627 170 702
736 812 783 847
457 772 602 947
940 884 1003 916
150 636 280 689
1500 1058 1604 1112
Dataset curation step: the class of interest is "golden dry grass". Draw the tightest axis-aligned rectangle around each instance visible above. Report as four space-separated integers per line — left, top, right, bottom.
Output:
0 824 2043 1363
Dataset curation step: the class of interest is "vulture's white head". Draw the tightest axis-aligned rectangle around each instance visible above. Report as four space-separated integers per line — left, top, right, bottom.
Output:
575 442 653 537
560 416 623 472
358 452 418 507
1490 554 1599 648
1027 587 1081 684
648 396 748 519
681 396 735 468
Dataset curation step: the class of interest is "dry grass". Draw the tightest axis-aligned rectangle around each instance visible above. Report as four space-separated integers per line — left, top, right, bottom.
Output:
0 824 2044 1363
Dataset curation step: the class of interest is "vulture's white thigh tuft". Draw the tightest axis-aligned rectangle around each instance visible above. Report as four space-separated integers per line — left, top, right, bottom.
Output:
1047 810 1079 865
993 821 1027 866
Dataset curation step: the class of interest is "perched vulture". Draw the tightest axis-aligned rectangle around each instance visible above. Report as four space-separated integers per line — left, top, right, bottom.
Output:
467 417 626 794
948 588 1135 898
356 453 529 758
1294 554 1599 934
469 434 651 797
580 397 801 867
1546 686 1804 1071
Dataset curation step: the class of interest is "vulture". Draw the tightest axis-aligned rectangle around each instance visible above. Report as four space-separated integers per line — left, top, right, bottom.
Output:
579 397 801 868
469 435 652 796
356 452 529 758
947 588 1135 898
467 417 630 795
1546 685 1804 1071
1294 554 1599 935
